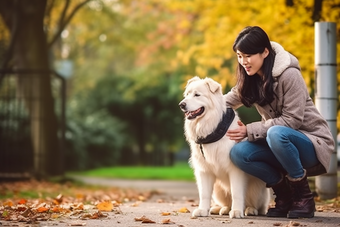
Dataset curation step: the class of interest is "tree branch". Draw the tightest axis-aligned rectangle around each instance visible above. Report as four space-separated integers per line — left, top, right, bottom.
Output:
59 0 70 30
45 0 56 34
47 0 92 49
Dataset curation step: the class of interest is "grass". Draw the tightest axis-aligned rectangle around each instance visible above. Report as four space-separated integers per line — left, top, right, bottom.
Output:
67 162 195 181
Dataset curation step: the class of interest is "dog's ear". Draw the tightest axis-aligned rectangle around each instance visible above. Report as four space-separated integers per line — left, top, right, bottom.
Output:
205 78 222 93
186 76 201 87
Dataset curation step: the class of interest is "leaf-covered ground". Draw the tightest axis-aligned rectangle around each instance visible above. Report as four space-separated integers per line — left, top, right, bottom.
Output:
0 179 154 224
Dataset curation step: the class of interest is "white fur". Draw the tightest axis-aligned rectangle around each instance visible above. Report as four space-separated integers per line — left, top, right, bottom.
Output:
179 76 270 219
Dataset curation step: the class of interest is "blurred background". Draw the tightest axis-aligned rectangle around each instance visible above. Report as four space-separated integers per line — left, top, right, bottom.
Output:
0 0 339 179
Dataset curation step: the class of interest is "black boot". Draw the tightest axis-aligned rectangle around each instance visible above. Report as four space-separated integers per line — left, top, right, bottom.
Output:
266 178 293 217
287 170 315 219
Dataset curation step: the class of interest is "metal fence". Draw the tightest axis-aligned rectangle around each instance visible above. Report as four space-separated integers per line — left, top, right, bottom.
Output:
0 70 65 180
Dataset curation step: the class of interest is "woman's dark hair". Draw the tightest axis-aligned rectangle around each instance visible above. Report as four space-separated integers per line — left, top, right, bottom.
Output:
232 26 276 107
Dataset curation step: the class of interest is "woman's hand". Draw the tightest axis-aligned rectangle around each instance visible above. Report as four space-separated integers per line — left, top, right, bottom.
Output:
226 120 247 143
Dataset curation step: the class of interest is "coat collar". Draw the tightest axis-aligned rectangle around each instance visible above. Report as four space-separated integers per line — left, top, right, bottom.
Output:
271 41 291 78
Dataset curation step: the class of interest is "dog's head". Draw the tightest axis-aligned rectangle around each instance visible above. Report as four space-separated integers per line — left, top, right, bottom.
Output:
179 76 223 120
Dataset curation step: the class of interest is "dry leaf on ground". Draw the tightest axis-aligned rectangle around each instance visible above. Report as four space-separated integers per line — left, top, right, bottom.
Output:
161 218 175 224
96 201 113 211
177 207 190 213
134 215 156 223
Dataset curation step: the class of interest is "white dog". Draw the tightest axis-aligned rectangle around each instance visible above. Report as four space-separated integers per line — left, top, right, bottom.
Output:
179 76 270 219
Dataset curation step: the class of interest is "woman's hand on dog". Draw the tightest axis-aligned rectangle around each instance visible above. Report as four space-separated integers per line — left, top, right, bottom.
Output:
226 120 247 143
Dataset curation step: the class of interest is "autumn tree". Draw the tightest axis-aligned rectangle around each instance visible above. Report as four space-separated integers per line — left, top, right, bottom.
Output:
0 0 91 177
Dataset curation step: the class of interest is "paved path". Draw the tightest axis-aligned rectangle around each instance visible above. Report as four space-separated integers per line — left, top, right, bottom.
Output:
62 175 340 227
71 176 198 201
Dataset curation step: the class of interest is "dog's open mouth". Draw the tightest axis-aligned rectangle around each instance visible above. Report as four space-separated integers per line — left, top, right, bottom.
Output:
185 107 205 120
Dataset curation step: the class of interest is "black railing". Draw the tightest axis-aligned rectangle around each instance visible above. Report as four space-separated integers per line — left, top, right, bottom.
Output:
0 70 66 179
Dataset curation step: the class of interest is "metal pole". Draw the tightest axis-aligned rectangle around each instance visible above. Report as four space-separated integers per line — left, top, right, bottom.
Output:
314 22 337 200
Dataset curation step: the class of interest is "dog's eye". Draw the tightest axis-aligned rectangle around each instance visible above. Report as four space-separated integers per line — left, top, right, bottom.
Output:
194 93 200 97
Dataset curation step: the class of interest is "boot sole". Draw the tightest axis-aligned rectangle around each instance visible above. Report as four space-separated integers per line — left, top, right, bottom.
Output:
288 211 314 219
266 212 288 218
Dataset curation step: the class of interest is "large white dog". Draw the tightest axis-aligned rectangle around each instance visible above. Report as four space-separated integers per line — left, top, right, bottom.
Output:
179 76 270 219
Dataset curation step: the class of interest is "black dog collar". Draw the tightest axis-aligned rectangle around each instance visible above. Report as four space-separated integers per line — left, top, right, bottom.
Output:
195 107 235 158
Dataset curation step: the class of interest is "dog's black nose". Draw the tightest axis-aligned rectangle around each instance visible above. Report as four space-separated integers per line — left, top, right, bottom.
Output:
179 101 186 109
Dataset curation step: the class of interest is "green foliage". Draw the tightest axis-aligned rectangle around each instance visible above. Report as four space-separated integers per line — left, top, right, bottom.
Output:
64 107 127 170
66 70 186 168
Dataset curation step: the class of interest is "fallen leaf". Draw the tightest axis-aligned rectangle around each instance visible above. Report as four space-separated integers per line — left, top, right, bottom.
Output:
18 199 27 204
52 206 62 213
135 215 147 221
138 195 146 201
37 207 49 213
178 207 190 213
3 201 13 207
130 201 140 207
134 215 156 223
161 218 174 224
161 212 171 216
288 221 301 226
15 204 27 212
53 194 63 205
51 213 61 219
142 218 156 223
2 210 9 217
72 202 84 210
97 201 113 211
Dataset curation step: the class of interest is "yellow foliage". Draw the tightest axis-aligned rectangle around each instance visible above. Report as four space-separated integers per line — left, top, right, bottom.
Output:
55 0 340 131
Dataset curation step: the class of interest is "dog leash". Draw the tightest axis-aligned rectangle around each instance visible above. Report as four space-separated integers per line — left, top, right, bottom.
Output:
195 107 235 158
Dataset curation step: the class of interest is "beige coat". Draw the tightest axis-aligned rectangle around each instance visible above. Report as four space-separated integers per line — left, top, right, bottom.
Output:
225 42 335 174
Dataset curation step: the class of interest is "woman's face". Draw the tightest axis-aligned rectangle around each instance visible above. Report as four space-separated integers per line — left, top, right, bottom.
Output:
236 48 269 77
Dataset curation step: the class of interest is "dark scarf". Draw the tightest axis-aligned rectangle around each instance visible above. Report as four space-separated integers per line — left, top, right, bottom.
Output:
195 107 235 158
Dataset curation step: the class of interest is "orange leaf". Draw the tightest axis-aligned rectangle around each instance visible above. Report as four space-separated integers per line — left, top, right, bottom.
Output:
37 207 49 213
52 206 62 213
97 201 113 211
3 201 13 207
178 207 190 213
161 212 171 216
18 199 27 205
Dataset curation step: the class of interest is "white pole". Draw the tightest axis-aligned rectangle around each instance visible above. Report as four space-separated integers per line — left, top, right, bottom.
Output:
315 22 337 200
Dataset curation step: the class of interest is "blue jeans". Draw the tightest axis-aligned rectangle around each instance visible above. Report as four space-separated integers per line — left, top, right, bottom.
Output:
230 125 319 186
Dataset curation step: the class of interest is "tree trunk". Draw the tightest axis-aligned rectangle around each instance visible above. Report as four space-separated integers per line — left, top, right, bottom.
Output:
312 0 323 22
0 0 62 177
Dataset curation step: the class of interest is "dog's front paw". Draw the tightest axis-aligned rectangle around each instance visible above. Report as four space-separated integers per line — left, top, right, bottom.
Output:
209 206 221 215
219 206 230 215
192 208 209 217
229 209 244 219
209 206 231 216
245 207 258 216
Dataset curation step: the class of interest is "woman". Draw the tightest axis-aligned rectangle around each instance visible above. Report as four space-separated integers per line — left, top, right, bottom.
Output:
225 26 334 219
